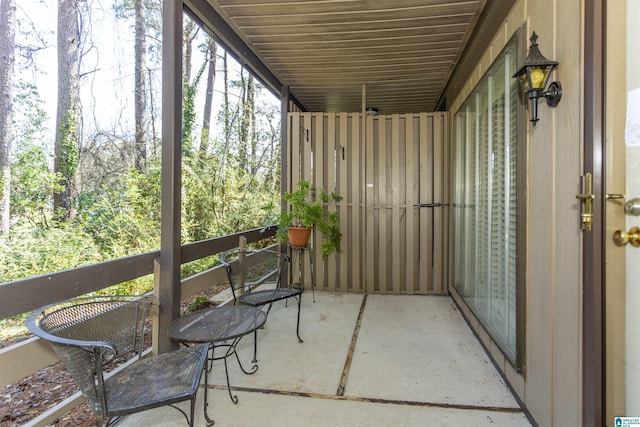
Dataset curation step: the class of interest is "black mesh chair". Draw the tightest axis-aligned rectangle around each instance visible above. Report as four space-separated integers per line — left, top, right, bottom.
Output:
26 296 210 427
221 248 303 361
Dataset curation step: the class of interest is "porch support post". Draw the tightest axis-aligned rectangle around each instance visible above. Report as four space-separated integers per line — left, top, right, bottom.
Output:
280 86 290 283
155 0 183 354
280 85 289 211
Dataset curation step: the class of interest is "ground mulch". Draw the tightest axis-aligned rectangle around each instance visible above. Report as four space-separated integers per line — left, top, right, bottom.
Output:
0 287 226 426
0 363 98 426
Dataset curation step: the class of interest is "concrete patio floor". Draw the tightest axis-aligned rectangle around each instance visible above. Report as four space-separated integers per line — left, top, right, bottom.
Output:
120 292 532 426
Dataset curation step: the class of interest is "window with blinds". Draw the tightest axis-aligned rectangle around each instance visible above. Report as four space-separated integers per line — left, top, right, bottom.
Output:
453 37 519 364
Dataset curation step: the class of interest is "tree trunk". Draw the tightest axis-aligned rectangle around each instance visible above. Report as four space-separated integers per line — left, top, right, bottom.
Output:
183 20 197 100
239 73 256 176
238 69 248 173
134 0 147 171
199 37 216 160
248 74 256 176
0 0 16 234
223 51 229 140
148 68 159 158
181 21 200 156
217 51 230 218
54 0 81 222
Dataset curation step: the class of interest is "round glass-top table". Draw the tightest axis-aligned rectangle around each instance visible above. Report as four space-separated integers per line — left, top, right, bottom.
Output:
168 305 267 423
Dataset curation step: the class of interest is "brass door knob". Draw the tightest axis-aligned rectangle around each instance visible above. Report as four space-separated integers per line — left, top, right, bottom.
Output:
613 226 640 246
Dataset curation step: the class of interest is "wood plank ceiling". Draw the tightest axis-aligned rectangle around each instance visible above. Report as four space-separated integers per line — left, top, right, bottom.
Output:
206 0 488 114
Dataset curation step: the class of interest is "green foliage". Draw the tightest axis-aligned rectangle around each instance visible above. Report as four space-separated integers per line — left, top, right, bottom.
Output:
9 82 56 228
0 222 104 282
96 278 153 296
180 253 221 279
182 59 208 156
59 107 79 180
182 155 217 242
78 164 161 257
113 0 135 19
10 142 60 229
2 7 283 326
186 295 216 312
12 81 48 142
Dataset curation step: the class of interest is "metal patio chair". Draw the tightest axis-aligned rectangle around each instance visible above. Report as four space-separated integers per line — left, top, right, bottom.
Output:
221 248 303 362
26 295 210 427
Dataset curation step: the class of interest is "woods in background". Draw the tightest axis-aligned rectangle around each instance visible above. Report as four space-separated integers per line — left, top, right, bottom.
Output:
0 0 281 284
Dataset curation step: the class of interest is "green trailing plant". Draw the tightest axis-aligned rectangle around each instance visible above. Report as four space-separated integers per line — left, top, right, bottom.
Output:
265 180 342 257
182 59 208 156
59 108 79 180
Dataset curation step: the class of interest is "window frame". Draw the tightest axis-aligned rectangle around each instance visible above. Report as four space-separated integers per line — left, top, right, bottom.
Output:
451 30 527 373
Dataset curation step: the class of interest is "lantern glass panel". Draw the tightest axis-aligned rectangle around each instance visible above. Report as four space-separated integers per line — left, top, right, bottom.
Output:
530 66 547 89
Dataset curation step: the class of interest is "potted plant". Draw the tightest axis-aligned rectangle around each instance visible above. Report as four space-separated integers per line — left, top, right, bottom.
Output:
264 180 342 257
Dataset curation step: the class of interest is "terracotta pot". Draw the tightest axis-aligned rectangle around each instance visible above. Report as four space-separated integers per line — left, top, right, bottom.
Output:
287 226 312 248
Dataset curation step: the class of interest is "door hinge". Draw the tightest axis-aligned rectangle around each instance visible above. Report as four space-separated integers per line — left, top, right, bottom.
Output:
576 173 595 232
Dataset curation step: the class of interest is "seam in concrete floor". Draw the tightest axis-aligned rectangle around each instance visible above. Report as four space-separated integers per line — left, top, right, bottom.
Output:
119 293 533 426
203 292 528 418
204 384 526 415
336 294 367 396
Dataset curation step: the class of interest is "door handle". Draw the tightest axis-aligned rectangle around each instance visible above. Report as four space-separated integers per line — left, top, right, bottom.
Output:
605 195 640 215
625 198 640 215
613 227 640 247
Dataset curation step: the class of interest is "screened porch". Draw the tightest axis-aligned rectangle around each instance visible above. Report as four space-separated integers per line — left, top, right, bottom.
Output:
0 0 549 424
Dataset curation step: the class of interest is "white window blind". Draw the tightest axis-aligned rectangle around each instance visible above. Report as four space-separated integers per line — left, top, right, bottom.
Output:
453 38 518 364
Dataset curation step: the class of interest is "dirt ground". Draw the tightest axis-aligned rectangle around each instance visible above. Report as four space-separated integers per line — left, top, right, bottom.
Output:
0 287 225 426
0 361 99 426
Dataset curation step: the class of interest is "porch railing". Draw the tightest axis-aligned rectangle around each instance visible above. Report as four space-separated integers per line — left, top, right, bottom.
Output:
0 226 276 422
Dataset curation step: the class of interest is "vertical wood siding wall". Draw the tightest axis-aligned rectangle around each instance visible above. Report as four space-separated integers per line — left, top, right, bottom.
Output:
287 112 448 295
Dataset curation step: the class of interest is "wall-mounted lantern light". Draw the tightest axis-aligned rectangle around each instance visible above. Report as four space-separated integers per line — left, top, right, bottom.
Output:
512 32 562 126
